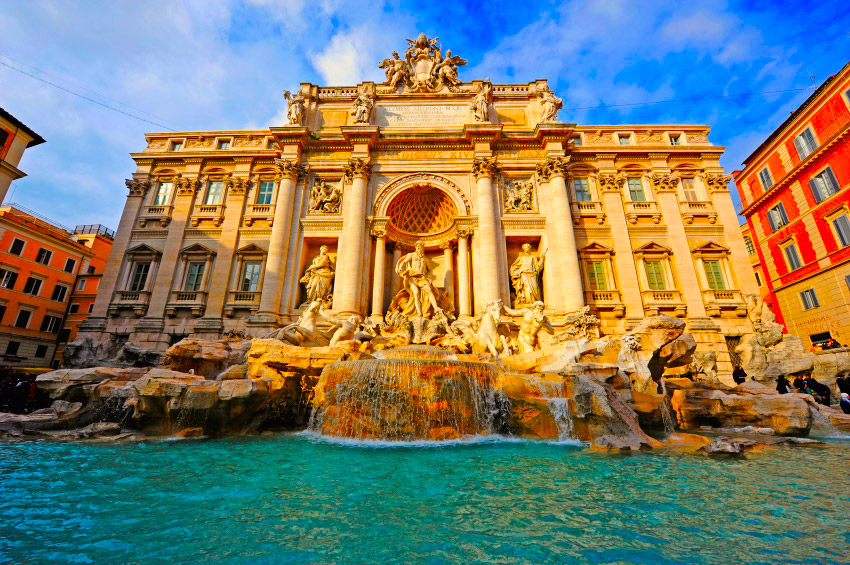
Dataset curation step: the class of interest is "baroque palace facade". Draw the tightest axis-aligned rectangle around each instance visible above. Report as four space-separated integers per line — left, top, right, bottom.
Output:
79 35 757 376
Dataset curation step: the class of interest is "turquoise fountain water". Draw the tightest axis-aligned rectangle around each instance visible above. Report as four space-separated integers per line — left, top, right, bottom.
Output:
2 435 849 563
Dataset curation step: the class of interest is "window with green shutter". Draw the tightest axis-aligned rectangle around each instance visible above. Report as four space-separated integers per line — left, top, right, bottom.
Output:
644 261 666 290
703 260 725 290
627 178 645 201
587 261 607 290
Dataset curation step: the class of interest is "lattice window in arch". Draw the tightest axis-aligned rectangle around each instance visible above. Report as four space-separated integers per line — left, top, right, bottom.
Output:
386 186 457 234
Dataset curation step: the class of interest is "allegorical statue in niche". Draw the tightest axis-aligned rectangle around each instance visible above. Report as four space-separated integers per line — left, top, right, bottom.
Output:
503 301 554 354
284 89 306 126
350 91 374 124
300 246 335 307
505 180 534 212
539 89 563 123
469 80 493 123
510 243 545 307
388 241 449 319
308 179 342 214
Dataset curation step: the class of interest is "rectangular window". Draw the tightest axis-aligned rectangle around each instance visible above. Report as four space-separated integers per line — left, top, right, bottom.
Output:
800 288 820 310
681 178 698 202
87 265 95 274
794 127 818 159
184 262 206 291
0 304 5 323
217 139 230 150
23 277 42 296
69 303 80 314
573 178 591 202
0 269 17 289
64 258 76 273
627 178 645 202
267 139 275 149
9 238 25 256
703 260 726 290
256 181 274 205
570 135 582 146
833 214 850 247
128 262 151 292
809 167 841 203
744 236 755 254
154 182 173 206
618 134 630 145
241 261 262 292
77 279 86 291
88 304 93 313
6 341 20 355
669 134 680 146
783 242 803 271
205 181 224 205
58 328 71 342
758 167 774 190
644 261 666 290
40 315 61 333
14 310 31 329
586 261 607 290
51 284 68 302
35 344 47 358
35 248 52 265
170 141 183 151
754 271 762 286
767 202 789 232
810 331 832 347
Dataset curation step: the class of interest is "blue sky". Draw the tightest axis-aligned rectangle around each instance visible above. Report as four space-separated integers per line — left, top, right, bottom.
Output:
1 0 848 229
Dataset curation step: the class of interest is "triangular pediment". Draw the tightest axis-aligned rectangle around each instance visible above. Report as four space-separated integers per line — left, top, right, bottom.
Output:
126 243 162 257
691 241 729 254
579 242 614 255
236 243 267 255
180 243 216 256
634 242 672 254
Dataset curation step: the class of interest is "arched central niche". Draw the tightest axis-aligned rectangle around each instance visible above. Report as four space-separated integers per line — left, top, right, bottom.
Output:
387 185 457 235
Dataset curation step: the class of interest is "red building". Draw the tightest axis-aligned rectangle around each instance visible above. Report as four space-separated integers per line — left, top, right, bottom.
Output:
734 61 850 349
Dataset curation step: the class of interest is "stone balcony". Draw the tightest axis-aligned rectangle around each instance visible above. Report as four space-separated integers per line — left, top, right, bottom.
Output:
165 290 207 317
108 290 150 317
625 201 662 224
681 201 717 224
224 290 261 317
702 289 747 317
571 201 606 225
190 204 224 227
641 289 687 317
584 289 625 318
244 203 274 227
138 205 172 228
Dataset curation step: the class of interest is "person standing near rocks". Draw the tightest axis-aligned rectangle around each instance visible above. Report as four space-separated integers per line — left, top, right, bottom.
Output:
837 373 850 396
776 375 792 394
808 375 831 406
840 393 850 415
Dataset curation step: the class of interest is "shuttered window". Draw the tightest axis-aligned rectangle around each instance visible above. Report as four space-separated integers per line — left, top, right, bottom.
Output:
586 261 607 290
644 261 666 290
809 167 840 203
800 289 819 310
794 127 818 159
703 260 725 290
783 243 803 271
627 178 645 202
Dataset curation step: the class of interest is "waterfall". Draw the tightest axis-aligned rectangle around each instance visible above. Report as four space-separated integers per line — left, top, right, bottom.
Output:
659 379 675 434
523 375 575 441
309 349 509 441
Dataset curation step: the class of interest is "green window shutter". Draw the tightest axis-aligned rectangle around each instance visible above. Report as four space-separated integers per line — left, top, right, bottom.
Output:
587 261 607 290
644 261 666 290
703 260 725 290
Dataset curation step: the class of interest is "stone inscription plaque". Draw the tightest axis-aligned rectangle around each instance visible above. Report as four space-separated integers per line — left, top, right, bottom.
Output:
376 104 468 128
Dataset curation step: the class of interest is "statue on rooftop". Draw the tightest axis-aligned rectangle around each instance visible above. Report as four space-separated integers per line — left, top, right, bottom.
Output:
378 33 467 92
540 89 563 123
284 89 306 126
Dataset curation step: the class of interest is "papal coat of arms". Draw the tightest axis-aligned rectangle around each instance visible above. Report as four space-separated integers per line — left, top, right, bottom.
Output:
378 33 467 93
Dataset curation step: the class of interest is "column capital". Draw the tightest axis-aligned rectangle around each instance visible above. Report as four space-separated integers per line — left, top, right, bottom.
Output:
370 227 387 240
176 177 201 196
471 157 498 180
535 156 570 182
456 228 472 240
344 158 372 181
125 178 150 197
226 177 249 196
597 172 627 193
650 172 680 192
439 241 455 251
275 158 305 180
703 172 731 193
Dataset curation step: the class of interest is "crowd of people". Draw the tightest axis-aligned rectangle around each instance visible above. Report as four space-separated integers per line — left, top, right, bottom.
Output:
772 372 850 414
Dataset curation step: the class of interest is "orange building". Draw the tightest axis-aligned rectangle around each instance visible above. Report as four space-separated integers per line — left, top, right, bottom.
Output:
55 224 115 364
0 205 112 368
734 61 850 348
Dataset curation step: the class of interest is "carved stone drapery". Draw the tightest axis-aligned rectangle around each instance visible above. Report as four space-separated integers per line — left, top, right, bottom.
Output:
651 172 681 192
471 157 498 180
539 90 563 123
125 179 150 197
275 158 304 180
535 156 569 182
596 172 627 193
344 158 372 181
703 173 732 192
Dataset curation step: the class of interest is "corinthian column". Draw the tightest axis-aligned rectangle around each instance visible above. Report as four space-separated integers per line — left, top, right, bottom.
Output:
472 157 503 309
370 229 387 319
255 159 301 323
538 156 584 312
333 158 371 316
456 231 471 317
